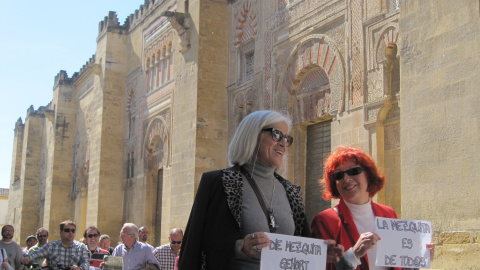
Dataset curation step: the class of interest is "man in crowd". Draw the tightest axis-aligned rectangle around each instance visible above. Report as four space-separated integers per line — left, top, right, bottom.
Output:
99 235 114 255
22 220 89 270
28 228 49 268
0 225 23 270
83 226 108 256
153 228 183 270
83 226 108 270
138 227 151 247
110 223 159 270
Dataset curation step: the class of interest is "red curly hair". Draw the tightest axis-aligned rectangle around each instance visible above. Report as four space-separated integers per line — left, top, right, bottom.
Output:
321 146 386 200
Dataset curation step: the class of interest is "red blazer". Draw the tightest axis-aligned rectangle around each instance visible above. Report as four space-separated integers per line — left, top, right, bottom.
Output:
310 199 399 270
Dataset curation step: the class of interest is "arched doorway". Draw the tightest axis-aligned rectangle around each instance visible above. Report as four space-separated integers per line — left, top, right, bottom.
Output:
278 35 346 219
143 117 170 245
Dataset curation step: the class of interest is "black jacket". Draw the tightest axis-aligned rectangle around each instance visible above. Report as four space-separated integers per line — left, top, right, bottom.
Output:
178 166 310 270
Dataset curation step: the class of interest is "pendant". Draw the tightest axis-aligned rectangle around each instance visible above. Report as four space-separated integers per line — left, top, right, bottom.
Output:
268 208 279 232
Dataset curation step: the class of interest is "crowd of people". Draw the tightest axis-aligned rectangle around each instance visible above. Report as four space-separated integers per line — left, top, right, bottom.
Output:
2 110 434 270
0 222 182 270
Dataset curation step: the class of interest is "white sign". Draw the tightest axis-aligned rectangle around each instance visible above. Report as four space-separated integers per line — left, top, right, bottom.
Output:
260 233 327 270
374 217 432 269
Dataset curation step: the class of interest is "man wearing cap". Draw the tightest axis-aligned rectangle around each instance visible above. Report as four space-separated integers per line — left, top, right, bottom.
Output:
0 225 23 270
21 220 89 270
28 228 49 268
22 236 37 254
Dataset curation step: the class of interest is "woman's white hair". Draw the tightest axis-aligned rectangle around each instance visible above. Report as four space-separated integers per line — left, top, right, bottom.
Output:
228 110 292 166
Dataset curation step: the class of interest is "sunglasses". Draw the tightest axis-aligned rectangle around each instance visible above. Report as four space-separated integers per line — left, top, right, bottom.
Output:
87 234 99 238
332 167 363 181
170 241 182 245
37 235 48 238
63 228 76 233
262 128 293 147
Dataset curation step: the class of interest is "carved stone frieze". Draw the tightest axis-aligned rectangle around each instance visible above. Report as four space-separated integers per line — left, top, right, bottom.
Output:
366 68 385 103
364 103 383 125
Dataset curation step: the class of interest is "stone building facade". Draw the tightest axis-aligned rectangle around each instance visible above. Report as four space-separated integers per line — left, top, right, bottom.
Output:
8 0 479 268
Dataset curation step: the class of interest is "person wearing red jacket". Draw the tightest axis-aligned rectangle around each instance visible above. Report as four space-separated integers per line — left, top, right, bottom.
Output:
311 146 433 270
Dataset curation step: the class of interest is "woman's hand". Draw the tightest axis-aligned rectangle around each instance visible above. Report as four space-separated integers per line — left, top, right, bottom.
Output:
241 232 270 257
325 240 345 262
427 243 435 261
353 232 381 259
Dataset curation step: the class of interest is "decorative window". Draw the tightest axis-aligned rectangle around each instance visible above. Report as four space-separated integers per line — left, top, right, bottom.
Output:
245 51 255 81
239 41 255 83
392 0 400 11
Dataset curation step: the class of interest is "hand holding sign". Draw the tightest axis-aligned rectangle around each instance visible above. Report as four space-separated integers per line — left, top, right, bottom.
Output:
260 233 327 270
325 239 345 263
352 232 381 258
374 217 433 268
242 232 271 257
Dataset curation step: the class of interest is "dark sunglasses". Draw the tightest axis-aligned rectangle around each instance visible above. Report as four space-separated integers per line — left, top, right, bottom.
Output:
37 235 48 238
261 128 293 147
63 228 76 233
332 167 363 181
170 241 182 244
87 234 99 238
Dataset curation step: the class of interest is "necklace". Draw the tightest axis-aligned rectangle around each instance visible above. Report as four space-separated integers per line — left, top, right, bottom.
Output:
240 166 279 232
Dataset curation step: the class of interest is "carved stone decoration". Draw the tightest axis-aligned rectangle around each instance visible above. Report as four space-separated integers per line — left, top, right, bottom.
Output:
294 69 331 123
366 68 384 102
375 26 399 68
234 0 258 47
365 105 382 125
233 89 256 126
278 35 345 122
144 30 175 91
143 117 170 171
350 0 364 106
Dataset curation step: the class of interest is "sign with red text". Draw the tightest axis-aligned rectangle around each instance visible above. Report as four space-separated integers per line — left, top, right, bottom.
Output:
260 233 327 270
374 217 432 269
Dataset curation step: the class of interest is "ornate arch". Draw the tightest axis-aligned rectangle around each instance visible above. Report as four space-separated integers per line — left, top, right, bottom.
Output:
144 31 175 69
278 35 346 122
234 0 258 47
143 117 171 171
374 23 399 68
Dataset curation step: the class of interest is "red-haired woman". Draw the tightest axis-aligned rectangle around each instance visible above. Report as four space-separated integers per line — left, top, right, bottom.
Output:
311 146 433 270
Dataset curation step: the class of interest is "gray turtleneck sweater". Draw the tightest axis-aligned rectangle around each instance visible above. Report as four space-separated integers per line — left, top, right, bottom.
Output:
231 162 295 270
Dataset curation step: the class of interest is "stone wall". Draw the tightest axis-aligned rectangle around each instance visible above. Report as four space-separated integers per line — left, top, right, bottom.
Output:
399 0 480 268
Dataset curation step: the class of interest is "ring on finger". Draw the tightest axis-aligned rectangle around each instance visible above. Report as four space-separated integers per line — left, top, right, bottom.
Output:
251 233 255 240
252 245 260 252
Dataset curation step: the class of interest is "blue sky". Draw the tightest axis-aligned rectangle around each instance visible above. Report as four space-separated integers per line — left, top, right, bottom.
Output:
0 0 145 189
